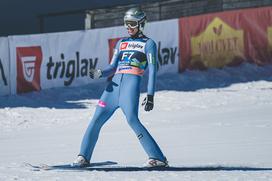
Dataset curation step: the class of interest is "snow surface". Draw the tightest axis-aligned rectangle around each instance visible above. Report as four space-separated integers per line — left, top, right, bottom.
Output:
1 63 272 180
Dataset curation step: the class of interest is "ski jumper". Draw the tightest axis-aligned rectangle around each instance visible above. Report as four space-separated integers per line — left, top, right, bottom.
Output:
79 34 166 162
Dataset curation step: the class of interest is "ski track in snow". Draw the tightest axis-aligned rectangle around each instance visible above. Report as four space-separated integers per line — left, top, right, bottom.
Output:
1 63 272 180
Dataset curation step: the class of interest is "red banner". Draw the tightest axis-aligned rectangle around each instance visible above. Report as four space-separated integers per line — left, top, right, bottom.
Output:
16 46 43 93
179 7 272 71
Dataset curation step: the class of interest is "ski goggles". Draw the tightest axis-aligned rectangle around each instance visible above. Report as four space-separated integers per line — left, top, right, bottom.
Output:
124 20 139 29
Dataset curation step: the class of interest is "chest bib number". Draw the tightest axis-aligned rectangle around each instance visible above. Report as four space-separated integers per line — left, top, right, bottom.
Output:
121 52 134 61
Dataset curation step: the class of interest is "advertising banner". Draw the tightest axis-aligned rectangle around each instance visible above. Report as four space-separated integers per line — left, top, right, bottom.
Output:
16 46 42 93
9 30 121 94
9 34 49 94
0 37 10 96
9 19 178 94
179 7 272 71
145 19 179 75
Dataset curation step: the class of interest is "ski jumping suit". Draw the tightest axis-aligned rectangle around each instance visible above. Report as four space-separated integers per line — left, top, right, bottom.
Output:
79 33 166 162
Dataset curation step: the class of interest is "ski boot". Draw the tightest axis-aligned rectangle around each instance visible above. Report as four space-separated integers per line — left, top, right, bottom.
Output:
144 158 169 168
72 155 90 167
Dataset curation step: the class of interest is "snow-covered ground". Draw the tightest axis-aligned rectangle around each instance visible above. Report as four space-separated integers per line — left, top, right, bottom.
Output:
1 63 272 180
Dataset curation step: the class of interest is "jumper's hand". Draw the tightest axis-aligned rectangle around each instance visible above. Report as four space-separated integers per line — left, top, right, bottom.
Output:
89 69 102 79
142 95 154 111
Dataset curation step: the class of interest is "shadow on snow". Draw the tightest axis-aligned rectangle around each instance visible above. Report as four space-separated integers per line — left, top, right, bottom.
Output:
75 166 272 172
1 63 272 108
26 161 272 172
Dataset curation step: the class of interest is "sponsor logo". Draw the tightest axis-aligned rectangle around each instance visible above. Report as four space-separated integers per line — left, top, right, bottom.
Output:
120 42 128 50
21 56 36 82
120 42 145 52
0 59 7 86
17 48 97 91
120 42 145 50
157 41 178 71
190 17 244 69
46 51 98 86
128 43 143 49
213 24 223 36
16 46 42 93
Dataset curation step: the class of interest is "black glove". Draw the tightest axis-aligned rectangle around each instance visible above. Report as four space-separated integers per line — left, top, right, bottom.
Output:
142 95 154 111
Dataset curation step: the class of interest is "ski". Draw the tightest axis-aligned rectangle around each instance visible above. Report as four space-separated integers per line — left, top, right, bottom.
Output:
43 166 177 172
24 162 175 172
24 161 118 171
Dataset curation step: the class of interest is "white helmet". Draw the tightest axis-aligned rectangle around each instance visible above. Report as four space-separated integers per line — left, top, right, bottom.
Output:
124 7 147 31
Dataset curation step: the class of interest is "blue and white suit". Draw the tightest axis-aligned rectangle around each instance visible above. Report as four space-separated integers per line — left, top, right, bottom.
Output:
79 33 166 162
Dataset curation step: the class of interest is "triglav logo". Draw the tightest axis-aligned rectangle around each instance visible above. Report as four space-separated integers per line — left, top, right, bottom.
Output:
16 46 42 93
120 42 145 53
120 42 128 50
46 52 98 86
21 56 36 82
128 43 143 49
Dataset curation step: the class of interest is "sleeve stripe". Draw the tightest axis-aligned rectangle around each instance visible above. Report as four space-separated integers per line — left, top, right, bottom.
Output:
149 53 152 64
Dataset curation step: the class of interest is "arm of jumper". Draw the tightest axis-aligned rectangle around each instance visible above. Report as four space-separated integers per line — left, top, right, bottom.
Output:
101 40 121 78
145 39 157 96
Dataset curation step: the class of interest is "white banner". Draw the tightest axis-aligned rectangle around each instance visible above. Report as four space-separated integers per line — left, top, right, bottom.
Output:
0 37 10 96
9 19 179 94
145 19 179 75
9 28 127 94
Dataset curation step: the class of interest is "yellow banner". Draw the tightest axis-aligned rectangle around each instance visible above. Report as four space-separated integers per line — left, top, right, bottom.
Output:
191 17 244 68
